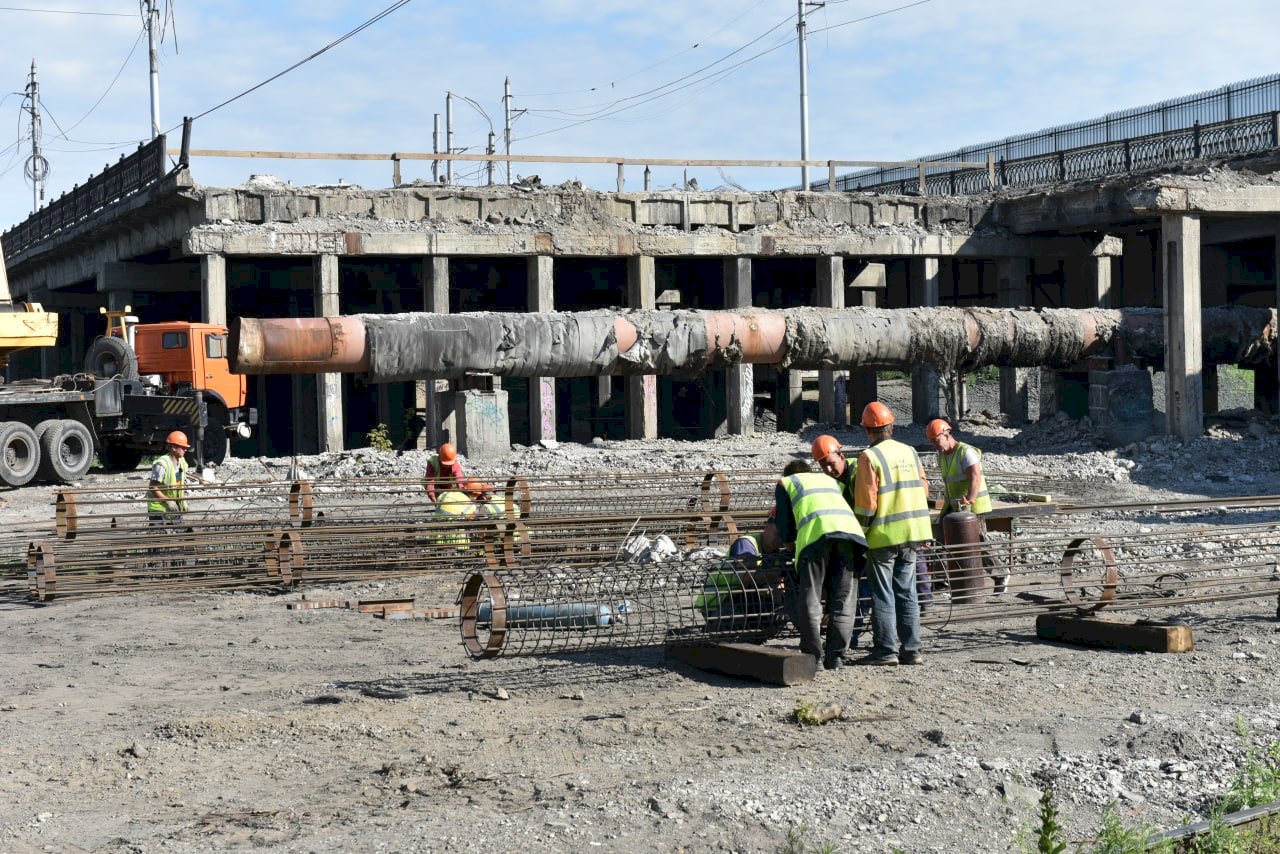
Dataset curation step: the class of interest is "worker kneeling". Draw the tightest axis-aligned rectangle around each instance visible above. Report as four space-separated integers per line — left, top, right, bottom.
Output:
697 509 786 635
431 486 477 549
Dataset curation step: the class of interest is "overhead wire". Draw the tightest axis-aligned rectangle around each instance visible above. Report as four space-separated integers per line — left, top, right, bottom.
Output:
39 27 145 142
0 5 132 15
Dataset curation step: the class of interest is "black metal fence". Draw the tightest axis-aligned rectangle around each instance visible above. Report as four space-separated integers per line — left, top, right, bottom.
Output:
2 135 169 257
835 74 1280 195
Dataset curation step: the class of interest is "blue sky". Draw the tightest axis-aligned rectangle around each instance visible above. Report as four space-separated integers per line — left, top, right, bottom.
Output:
0 0 1277 231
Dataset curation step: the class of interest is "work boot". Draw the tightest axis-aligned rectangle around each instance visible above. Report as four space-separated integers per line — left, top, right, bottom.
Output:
899 650 924 665
822 653 845 671
855 652 899 666
993 574 1010 596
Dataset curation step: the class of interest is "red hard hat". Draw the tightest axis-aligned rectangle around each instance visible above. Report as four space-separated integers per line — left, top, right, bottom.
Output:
925 419 952 441
861 402 895 429
438 443 457 464
811 434 842 461
165 430 190 449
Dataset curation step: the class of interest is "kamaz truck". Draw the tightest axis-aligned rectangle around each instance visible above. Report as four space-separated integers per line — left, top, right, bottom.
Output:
0 238 255 486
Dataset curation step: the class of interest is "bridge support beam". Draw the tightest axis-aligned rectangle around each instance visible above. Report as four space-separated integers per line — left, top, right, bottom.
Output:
997 257 1032 423
1161 214 1203 441
626 255 658 439
201 254 227 326
314 253 344 453
724 257 753 436
527 256 556 443
910 258 940 424
817 256 845 425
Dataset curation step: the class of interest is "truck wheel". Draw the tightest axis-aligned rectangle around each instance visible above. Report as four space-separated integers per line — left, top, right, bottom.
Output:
97 443 145 473
182 406 228 466
85 336 138 379
0 422 41 487
38 419 94 483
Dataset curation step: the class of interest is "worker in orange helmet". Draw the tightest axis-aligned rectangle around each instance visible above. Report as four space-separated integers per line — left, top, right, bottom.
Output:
925 418 1007 595
423 442 465 503
851 402 931 666
147 430 200 526
810 432 872 649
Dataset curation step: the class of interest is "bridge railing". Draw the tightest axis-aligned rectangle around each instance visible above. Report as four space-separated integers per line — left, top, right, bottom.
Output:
2 135 169 257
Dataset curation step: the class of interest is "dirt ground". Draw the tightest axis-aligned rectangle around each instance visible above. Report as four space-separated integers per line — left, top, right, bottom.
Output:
3 409 1280 853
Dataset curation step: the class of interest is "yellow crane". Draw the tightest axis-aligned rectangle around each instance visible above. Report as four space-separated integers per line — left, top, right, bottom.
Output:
0 237 58 367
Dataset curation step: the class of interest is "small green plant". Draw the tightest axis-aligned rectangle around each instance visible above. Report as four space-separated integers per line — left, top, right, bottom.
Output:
777 825 836 854
1221 715 1280 814
366 423 393 453
791 701 841 727
1033 789 1067 854
1088 802 1171 853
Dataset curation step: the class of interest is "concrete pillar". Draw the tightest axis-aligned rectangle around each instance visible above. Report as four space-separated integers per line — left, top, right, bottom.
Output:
200 254 227 326
1272 230 1280 415
816 256 844 425
847 262 881 416
106 290 132 312
313 254 344 453
996 257 1032 423
418 256 450 450
626 255 658 439
1088 235 1123 309
909 257 940 424
527 255 557 443
1162 213 1203 441
723 257 754 435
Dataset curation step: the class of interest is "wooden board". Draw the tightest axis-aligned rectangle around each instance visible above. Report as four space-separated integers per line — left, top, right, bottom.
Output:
665 642 817 686
1036 613 1194 653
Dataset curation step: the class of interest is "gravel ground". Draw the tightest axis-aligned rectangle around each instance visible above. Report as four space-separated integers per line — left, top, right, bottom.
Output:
2 387 1279 853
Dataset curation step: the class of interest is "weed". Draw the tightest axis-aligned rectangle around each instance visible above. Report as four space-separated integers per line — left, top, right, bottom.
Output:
1032 789 1066 854
777 826 836 854
366 423 393 453
1221 716 1280 814
1087 802 1171 853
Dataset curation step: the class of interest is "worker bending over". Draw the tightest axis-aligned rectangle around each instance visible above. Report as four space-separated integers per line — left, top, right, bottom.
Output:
926 418 1009 595
773 459 867 671
852 402 931 666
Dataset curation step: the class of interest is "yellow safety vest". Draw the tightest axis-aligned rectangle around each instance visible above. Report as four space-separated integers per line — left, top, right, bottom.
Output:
432 490 474 547
147 454 188 514
856 439 932 549
783 472 866 558
939 440 991 515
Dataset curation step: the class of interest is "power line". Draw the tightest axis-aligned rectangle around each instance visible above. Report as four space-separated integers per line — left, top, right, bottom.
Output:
43 28 145 141
0 5 132 15
809 0 934 35
180 0 415 128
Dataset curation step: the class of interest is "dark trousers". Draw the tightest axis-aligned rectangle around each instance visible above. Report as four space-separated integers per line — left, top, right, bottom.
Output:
787 538 859 661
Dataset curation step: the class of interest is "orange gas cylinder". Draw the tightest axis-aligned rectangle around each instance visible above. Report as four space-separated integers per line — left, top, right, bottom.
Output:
942 511 983 603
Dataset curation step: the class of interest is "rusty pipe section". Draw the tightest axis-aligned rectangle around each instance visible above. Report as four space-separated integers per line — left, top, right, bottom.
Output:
230 306 1276 379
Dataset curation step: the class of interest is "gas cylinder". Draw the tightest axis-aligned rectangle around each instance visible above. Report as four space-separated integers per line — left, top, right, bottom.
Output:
942 510 983 603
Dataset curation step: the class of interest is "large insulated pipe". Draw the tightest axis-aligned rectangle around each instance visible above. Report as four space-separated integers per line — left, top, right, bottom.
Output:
229 305 1277 381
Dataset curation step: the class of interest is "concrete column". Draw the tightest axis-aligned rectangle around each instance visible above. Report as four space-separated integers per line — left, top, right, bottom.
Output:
816 256 844 425
847 262 881 415
996 257 1032 423
1272 230 1280 414
418 256 449 449
626 255 658 439
106 290 132 312
1162 214 1203 441
313 254 344 453
909 257 940 424
527 255 557 443
200 254 227 326
1088 235 1123 309
723 257 754 435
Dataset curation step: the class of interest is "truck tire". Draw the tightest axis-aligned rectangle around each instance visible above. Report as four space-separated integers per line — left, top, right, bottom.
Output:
38 419 94 483
0 421 41 487
97 443 145 473
182 404 228 466
85 336 138 379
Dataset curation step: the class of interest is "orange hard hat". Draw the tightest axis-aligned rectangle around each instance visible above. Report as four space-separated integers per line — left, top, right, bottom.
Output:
438 443 457 464
861 401 895 429
464 479 494 496
165 430 190 448
811 434 842 461
925 418 952 442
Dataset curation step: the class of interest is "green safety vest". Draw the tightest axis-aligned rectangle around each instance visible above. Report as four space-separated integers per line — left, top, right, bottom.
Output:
147 454 188 514
939 440 991 515
855 439 932 549
477 498 523 543
432 490 474 547
783 472 866 558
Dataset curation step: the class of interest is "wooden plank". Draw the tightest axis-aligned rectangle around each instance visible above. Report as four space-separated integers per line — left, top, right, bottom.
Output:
665 642 817 686
1036 613 1194 653
286 599 345 611
350 597 415 614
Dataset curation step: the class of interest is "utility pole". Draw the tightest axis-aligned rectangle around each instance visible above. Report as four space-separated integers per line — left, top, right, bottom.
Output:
432 113 441 183
486 131 496 186
445 93 454 185
22 60 48 213
797 0 814 191
503 77 512 185
145 0 162 138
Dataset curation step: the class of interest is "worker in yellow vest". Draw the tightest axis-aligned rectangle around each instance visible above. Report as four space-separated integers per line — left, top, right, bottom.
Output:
431 487 476 548
147 430 196 526
773 459 867 671
852 403 931 666
926 418 1008 595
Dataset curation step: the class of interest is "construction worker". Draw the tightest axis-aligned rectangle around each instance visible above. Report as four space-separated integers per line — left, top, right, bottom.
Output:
147 430 195 526
424 442 465 502
697 509 785 633
852 402 931 666
773 459 867 671
431 485 477 548
811 433 875 640
926 418 1008 595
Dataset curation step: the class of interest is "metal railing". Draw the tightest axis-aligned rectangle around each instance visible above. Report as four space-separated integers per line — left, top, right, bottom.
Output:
839 72 1280 194
2 135 169 256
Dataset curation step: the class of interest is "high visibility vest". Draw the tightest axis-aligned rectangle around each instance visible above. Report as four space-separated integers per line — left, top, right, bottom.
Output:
729 533 761 558
783 472 866 558
147 454 188 514
431 490 474 547
477 497 523 543
939 440 991 515
426 455 461 490
856 439 932 549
